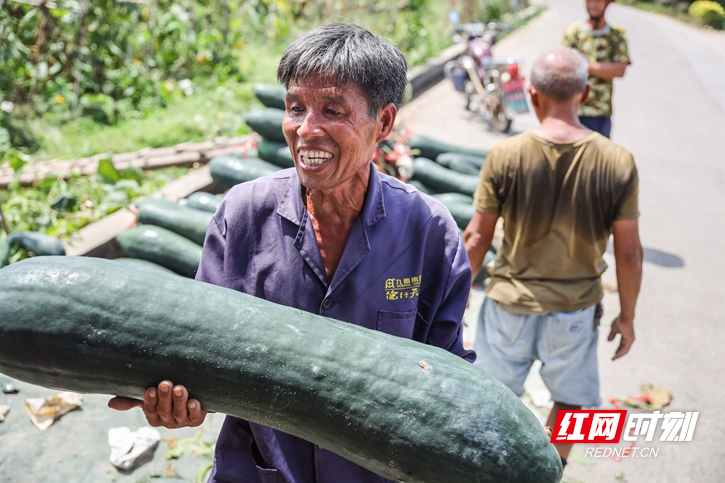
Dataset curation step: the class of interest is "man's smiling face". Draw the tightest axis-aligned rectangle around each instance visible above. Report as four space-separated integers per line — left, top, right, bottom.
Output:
283 75 382 192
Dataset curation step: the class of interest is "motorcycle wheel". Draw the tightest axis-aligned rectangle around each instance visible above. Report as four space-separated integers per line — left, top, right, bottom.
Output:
491 105 512 133
464 81 476 111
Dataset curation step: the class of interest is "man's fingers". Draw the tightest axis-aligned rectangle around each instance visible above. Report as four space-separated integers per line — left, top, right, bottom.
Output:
172 385 190 423
141 386 163 426
187 399 208 426
612 335 634 361
108 396 142 411
156 380 175 423
607 318 619 342
607 327 616 342
111 381 203 429
612 341 627 361
142 386 158 413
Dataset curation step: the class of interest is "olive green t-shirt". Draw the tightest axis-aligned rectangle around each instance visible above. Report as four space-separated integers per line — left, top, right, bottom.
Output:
474 131 639 314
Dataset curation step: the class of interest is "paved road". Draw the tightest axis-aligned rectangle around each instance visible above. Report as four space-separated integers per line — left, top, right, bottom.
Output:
0 378 227 482
402 2 725 482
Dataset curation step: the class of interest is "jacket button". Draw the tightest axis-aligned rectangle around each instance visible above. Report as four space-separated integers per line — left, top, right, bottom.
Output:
322 298 332 309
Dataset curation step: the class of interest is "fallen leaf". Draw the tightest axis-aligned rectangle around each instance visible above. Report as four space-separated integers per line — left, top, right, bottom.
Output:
602 283 618 293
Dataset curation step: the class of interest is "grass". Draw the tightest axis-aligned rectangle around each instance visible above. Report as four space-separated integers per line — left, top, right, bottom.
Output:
28 42 286 161
0 165 191 238
31 82 256 160
617 0 701 25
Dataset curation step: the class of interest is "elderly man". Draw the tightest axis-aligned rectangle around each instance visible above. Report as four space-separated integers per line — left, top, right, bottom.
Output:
110 23 474 482
562 0 631 138
464 48 642 466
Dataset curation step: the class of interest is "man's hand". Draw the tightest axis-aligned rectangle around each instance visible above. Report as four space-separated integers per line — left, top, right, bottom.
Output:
463 211 499 286
607 314 635 361
588 61 628 80
108 380 207 428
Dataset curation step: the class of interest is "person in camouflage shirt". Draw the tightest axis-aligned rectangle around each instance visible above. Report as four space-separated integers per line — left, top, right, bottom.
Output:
562 0 631 138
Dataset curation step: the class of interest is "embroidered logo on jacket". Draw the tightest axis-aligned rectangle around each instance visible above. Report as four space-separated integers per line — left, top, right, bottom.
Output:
385 276 422 300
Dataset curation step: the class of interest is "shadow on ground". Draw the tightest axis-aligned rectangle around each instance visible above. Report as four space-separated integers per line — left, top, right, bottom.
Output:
606 243 685 268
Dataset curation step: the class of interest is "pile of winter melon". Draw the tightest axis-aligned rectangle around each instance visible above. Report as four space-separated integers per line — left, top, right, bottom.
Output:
0 231 66 268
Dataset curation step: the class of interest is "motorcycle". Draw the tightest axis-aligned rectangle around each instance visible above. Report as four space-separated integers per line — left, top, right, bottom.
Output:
444 22 528 133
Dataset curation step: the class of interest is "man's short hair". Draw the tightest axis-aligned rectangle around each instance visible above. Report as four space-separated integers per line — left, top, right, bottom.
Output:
530 48 589 101
277 23 408 117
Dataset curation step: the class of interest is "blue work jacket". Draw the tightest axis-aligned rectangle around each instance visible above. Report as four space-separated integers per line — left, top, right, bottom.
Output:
197 163 474 483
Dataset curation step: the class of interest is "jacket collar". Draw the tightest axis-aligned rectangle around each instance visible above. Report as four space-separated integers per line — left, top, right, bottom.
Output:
276 163 386 227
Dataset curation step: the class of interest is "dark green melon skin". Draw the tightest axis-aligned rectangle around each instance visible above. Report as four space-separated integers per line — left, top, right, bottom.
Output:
136 198 212 246
406 179 436 195
7 231 66 256
0 257 562 483
257 139 295 168
209 155 280 189
474 249 497 284
245 108 286 143
185 192 224 213
0 238 8 267
433 193 475 206
435 153 481 175
114 257 178 274
254 84 287 110
437 152 486 170
433 196 475 231
409 135 490 160
429 194 493 283
116 225 201 278
412 158 479 196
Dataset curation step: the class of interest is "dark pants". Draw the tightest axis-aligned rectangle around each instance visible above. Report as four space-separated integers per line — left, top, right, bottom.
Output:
579 116 612 138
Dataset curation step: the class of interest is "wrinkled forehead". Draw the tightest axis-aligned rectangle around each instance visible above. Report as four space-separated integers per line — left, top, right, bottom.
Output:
287 71 347 91
286 72 368 104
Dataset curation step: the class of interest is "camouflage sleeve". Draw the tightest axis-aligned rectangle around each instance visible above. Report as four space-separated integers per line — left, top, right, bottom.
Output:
612 28 631 64
561 23 578 49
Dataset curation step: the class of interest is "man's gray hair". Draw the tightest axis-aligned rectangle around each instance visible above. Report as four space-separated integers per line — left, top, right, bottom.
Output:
277 23 408 117
530 48 589 101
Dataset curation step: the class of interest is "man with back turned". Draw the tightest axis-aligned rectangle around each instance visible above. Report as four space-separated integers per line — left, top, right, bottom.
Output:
464 48 643 467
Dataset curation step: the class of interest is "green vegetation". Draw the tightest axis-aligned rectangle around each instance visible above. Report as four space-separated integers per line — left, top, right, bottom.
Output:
689 0 725 27
1 0 459 163
30 80 259 160
0 0 532 164
0 163 190 238
619 0 725 29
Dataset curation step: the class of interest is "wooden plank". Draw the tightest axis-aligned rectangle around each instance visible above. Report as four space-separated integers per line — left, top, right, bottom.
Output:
61 209 137 258
150 165 213 201
142 151 202 169
61 165 214 257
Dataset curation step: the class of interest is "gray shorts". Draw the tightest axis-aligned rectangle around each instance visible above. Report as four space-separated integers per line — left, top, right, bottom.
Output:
473 297 601 407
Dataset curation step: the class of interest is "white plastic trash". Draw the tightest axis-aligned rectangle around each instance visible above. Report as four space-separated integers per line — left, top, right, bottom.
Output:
108 426 161 470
